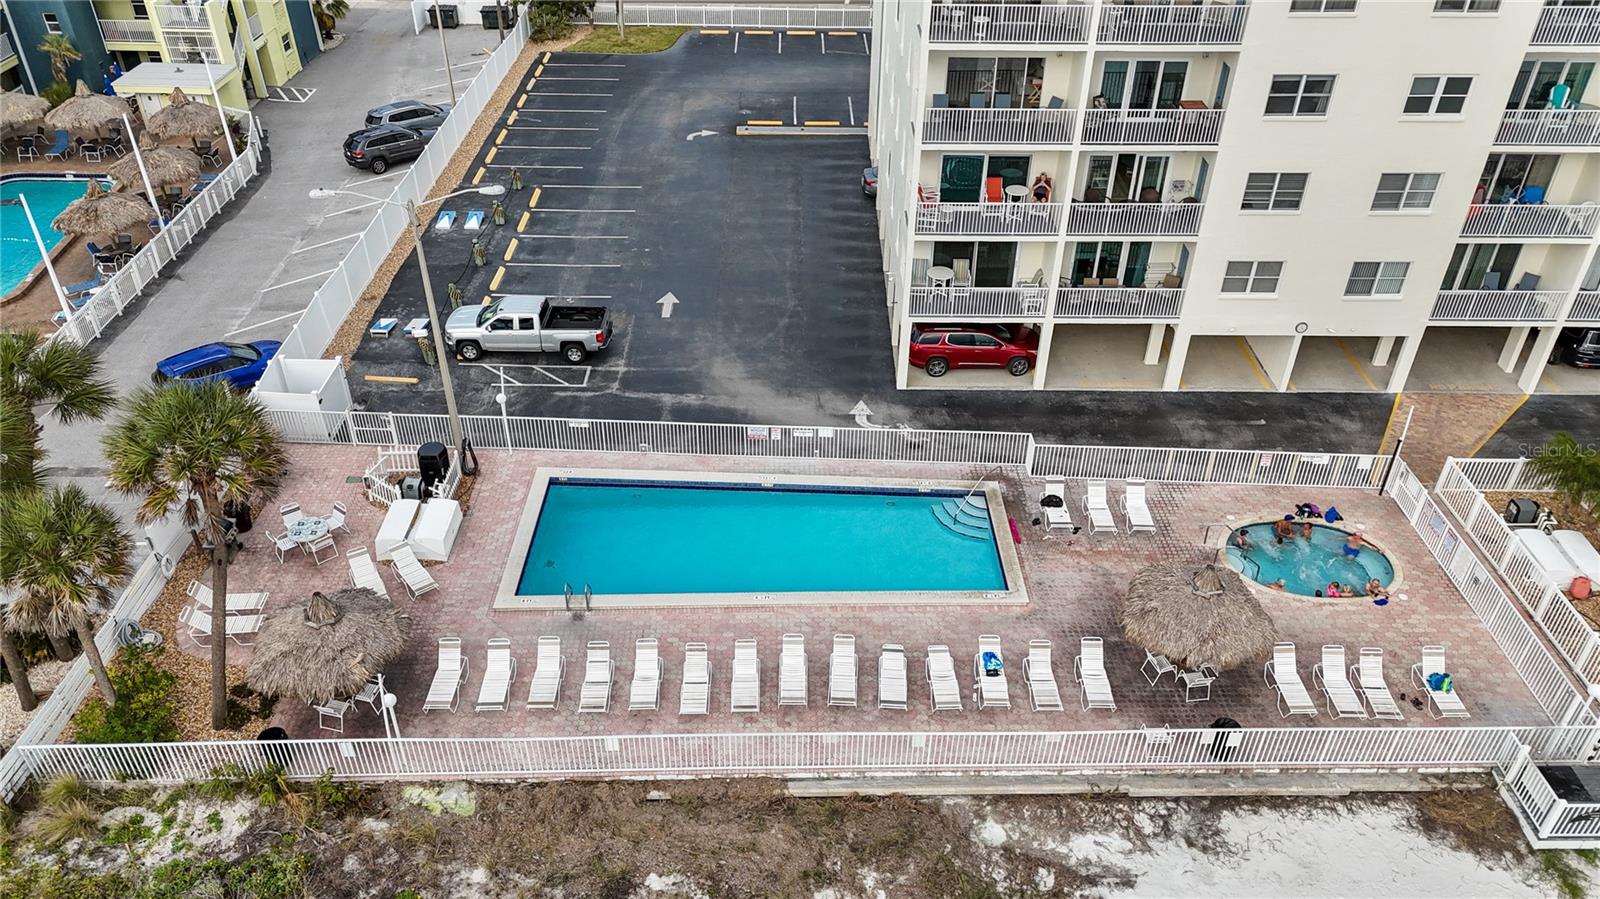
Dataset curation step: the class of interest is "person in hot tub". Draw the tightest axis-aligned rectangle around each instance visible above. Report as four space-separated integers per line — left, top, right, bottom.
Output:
1233 528 1255 550
1366 578 1385 597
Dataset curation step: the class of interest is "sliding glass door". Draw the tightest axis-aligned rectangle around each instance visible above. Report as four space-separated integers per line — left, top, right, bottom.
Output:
946 57 1045 109
1507 60 1594 109
1441 243 1524 291
932 241 1018 288
1099 60 1188 109
1084 154 1170 202
1069 241 1153 287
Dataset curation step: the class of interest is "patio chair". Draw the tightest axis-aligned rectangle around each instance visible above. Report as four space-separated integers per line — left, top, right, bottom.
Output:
423 636 467 713
579 641 613 713
1121 478 1156 534
1041 479 1074 531
526 636 562 709
828 634 857 707
1264 642 1317 718
926 644 962 712
1352 647 1404 720
63 274 101 300
1312 645 1367 719
313 698 352 733
1025 640 1064 711
1410 645 1469 719
474 637 516 712
1083 479 1117 535
178 604 262 647
185 579 268 615
779 633 807 707
1176 668 1214 703
629 638 662 711
1074 637 1117 711
280 502 304 529
731 639 760 713
196 140 222 167
1139 650 1176 686
973 635 1010 709
879 643 908 710
16 135 37 162
79 141 103 163
346 547 389 598
351 676 383 714
264 528 299 564
680 642 711 715
326 500 351 535
389 544 440 599
43 129 69 161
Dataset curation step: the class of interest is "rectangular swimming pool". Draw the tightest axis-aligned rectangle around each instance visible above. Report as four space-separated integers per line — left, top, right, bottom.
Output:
496 469 1025 608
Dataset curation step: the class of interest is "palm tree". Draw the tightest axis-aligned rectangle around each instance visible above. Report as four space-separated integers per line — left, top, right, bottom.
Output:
0 486 130 704
0 394 43 497
0 329 117 440
103 382 286 728
1528 432 1600 510
36 34 81 86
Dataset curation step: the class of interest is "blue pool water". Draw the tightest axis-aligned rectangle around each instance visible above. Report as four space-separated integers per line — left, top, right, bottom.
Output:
0 177 103 296
518 480 1008 596
1225 523 1395 596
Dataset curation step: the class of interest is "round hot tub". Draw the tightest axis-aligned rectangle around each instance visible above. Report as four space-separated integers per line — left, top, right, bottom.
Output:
1223 522 1395 598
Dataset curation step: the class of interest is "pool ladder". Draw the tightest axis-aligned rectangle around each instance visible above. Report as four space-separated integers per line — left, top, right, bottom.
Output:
563 582 592 612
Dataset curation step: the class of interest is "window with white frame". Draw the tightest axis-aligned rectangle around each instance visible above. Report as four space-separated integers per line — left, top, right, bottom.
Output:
1433 0 1499 12
1404 76 1473 115
1371 173 1441 211
1222 261 1283 295
1345 262 1411 297
1241 173 1308 211
1290 0 1357 12
1265 75 1336 116
42 13 62 34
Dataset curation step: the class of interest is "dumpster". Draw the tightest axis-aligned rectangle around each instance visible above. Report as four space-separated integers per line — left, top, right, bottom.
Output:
428 3 460 28
479 3 512 29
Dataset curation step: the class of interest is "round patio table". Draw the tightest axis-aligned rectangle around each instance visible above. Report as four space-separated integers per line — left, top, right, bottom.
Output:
287 516 330 544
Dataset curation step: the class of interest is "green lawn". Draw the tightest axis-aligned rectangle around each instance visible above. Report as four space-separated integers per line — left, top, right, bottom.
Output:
566 26 690 54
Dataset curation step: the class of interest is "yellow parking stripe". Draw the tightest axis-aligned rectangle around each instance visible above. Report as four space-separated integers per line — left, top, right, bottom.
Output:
1335 337 1379 390
803 120 841 127
746 119 784 126
471 167 485 185
516 93 527 109
489 266 506 291
1465 393 1530 457
507 110 518 125
481 296 490 305
1234 336 1273 390
503 238 518 262
364 375 418 384
746 29 773 35
526 77 537 90
827 31 857 35
484 147 497 164
789 29 815 35
528 186 542 209
701 28 729 34
543 52 551 63
517 210 530 232
535 63 545 77
496 128 508 145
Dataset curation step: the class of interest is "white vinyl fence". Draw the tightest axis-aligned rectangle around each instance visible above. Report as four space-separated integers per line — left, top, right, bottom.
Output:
592 3 872 29
1500 742 1600 844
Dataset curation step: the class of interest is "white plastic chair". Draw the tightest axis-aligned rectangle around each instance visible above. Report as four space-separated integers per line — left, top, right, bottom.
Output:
305 533 337 566
1121 478 1156 534
1024 640 1063 711
185 580 267 615
389 544 440 599
1352 647 1403 720
1410 645 1469 719
525 636 562 709
629 638 662 711
973 635 1010 709
1074 637 1117 711
474 637 515 712
313 698 352 733
178 604 261 646
1041 480 1074 531
265 529 299 563
579 641 613 713
346 547 389 598
828 635 857 707
422 637 467 713
1264 642 1317 718
731 639 760 713
1311 644 1366 719
680 642 711 715
1082 479 1117 534
1139 650 1176 686
878 643 907 710
280 502 304 529
779 634 807 706
926 644 962 712
326 501 351 535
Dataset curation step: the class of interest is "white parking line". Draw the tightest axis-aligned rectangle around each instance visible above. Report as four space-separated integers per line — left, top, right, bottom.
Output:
518 108 607 113
291 231 363 254
504 262 623 268
323 198 385 217
345 170 400 188
491 293 613 299
485 163 582 169
435 60 486 71
225 306 307 336
848 96 856 125
532 208 636 213
861 33 870 53
499 145 592 150
792 96 798 125
538 184 642 190
463 362 593 389
522 234 630 239
417 74 481 92
734 32 741 53
507 125 599 131
539 76 621 81
258 269 335 293
527 92 612 97
544 63 626 68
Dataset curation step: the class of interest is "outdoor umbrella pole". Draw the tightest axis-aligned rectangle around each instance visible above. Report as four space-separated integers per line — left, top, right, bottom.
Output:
124 113 176 258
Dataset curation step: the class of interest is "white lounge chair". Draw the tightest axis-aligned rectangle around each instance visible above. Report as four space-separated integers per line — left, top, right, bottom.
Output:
1082 479 1117 535
475 637 516 712
1139 650 1176 685
423 637 467 713
828 635 857 707
313 698 352 733
779 633 807 706
1041 480 1074 531
926 644 962 711
579 641 613 713
1121 478 1156 534
346 547 389 599
879 643 907 710
185 580 267 615
526 636 562 709
177 604 261 647
973 635 1010 709
1410 645 1469 719
629 638 662 711
1024 639 1063 711
389 544 440 599
1264 642 1317 718
731 639 760 713
1352 647 1403 720
1311 644 1366 719
1074 636 1117 711
680 642 711 715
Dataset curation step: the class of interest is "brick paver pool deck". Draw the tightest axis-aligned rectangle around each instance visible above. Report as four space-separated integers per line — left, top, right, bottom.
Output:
188 445 1550 740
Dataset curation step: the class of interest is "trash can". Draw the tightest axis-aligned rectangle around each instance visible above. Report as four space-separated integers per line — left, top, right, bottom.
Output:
223 499 254 534
428 3 460 28
479 3 511 29
1208 717 1241 761
257 726 292 769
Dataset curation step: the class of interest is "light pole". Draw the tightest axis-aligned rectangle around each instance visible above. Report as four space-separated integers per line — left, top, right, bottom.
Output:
1 194 73 320
307 183 505 457
201 56 239 165
122 112 177 257
435 0 457 106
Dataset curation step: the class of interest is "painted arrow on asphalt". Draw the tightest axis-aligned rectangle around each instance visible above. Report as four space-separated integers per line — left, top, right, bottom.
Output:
850 399 887 429
657 292 680 318
685 129 717 141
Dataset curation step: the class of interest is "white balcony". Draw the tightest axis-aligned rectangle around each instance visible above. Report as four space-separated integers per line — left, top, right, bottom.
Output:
1055 287 1184 319
1571 290 1600 323
1431 290 1564 322
1065 202 1202 237
927 2 1090 44
1460 203 1600 240
909 286 1051 319
923 107 1078 145
1496 109 1600 148
1532 3 1600 45
1096 1 1249 45
915 201 1065 237
1080 107 1223 145
98 17 158 43
156 2 212 30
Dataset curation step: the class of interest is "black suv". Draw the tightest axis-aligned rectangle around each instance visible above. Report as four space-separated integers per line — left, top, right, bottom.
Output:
1551 327 1600 369
365 100 451 136
343 125 427 174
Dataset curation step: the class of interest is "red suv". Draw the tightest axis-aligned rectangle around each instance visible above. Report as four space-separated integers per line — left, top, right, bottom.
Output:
909 325 1038 377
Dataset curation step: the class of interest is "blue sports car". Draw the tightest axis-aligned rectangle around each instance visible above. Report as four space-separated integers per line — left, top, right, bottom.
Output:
151 340 280 389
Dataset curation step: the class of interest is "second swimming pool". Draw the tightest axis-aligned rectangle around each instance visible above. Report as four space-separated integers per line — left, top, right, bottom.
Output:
1 176 104 297
1225 522 1396 597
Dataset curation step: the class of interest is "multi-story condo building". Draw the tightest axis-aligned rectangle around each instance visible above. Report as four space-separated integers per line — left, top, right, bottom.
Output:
869 0 1600 394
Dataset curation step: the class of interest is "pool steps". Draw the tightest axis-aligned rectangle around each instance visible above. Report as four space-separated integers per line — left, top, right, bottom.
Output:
931 496 993 540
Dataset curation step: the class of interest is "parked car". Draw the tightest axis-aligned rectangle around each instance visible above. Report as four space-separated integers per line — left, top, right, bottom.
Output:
443 294 614 363
343 125 428 174
862 166 878 197
908 325 1038 377
365 100 451 136
151 340 280 389
1550 326 1600 369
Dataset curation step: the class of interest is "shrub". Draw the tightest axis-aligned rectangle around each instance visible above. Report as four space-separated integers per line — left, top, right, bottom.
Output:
527 1 591 39
1528 432 1600 511
40 81 72 107
74 646 178 745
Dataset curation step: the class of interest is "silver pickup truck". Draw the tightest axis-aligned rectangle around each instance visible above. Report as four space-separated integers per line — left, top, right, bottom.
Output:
442 295 613 363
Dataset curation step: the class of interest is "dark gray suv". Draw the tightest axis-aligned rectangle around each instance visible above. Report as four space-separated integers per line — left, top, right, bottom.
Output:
365 100 451 136
343 125 427 174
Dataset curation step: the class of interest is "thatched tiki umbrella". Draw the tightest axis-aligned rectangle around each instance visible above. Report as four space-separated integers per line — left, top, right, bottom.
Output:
146 87 222 146
1120 563 1277 672
0 91 52 132
247 588 413 705
109 138 201 190
43 81 128 136
51 181 153 240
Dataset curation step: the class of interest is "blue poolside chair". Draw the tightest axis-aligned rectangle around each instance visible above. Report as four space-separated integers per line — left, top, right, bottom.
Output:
43 129 69 161
63 275 101 299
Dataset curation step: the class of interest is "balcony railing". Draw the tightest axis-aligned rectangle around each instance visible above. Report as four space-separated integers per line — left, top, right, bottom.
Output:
1531 3 1600 45
97 17 158 43
1571 290 1600 322
156 3 212 30
1460 203 1600 239
1431 290 1564 322
923 107 1078 144
927 2 1090 44
1055 287 1184 319
915 201 1064 236
0 33 15 62
1496 109 1600 147
908 286 1051 318
1080 107 1223 145
247 13 263 41
1096 1 1249 44
1065 202 1202 236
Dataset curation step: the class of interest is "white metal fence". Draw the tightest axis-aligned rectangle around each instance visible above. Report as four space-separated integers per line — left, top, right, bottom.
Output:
1573 291 1600 322
908 285 1186 321
1064 201 1203 237
1055 287 1184 319
1030 444 1386 487
922 107 1079 145
915 201 1064 236
1496 109 1600 147
1431 289 1564 323
1532 3 1600 45
362 447 462 506
908 286 1048 318
592 3 871 29
97 17 157 43
1080 108 1224 145
1460 203 1600 239
927 2 1090 43
1096 1 1249 44
1500 742 1600 843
